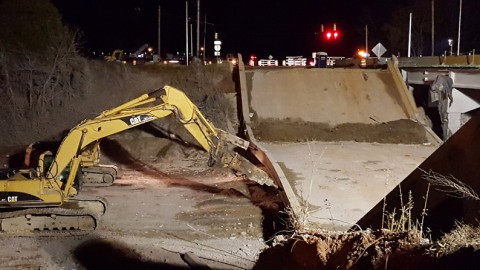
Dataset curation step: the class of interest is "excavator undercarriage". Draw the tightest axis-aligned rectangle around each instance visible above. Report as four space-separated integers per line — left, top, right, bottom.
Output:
81 165 118 187
0 198 107 235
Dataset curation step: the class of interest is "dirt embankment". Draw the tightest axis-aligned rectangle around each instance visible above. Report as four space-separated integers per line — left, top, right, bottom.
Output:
0 60 236 149
252 119 429 144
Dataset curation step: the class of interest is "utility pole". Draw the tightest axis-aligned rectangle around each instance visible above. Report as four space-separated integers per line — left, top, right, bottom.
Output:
196 0 200 57
431 0 434 56
365 25 368 54
457 0 462 55
157 6 161 59
190 23 193 57
185 1 189 66
203 13 207 61
408 13 412 57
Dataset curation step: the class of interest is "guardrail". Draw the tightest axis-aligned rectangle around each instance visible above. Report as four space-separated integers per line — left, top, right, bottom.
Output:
258 59 278 66
327 56 345 67
282 57 306 67
398 55 480 68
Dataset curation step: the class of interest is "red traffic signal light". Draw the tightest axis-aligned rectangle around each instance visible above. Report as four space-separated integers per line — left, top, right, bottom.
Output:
321 23 340 41
325 30 340 40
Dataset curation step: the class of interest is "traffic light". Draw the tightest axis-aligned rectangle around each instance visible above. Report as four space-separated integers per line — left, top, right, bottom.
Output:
322 23 340 41
324 30 339 40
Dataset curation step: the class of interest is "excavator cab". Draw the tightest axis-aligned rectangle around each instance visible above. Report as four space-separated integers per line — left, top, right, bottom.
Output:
41 152 83 191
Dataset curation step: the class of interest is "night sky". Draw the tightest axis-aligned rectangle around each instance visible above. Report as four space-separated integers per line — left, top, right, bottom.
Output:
51 0 478 60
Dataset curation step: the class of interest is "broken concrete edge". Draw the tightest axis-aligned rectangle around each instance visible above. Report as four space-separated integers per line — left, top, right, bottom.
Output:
244 125 303 210
388 57 443 145
422 125 443 146
236 54 303 223
388 57 418 119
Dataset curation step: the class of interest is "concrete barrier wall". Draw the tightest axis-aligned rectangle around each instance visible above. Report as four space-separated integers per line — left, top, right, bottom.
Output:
399 55 480 67
247 68 410 126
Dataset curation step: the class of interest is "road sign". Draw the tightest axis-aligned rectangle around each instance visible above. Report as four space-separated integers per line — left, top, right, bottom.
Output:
214 40 222 52
372 43 387 57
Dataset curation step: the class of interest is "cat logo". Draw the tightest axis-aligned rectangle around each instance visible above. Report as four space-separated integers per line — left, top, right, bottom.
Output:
128 115 154 126
7 196 18 203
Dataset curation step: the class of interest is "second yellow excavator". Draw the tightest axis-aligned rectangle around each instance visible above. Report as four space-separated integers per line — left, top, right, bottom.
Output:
23 140 119 187
0 85 275 234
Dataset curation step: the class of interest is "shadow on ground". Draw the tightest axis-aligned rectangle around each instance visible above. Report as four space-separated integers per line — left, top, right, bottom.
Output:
74 238 189 270
102 137 288 243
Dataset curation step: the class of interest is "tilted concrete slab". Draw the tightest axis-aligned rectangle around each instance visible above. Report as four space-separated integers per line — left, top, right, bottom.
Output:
247 68 411 125
357 111 480 236
261 141 436 231
236 56 441 231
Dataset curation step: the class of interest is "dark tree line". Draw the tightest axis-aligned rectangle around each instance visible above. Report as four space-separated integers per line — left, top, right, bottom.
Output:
360 0 479 57
0 0 85 145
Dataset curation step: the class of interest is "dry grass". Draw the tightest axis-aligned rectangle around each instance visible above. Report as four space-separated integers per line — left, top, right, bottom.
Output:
383 168 479 240
382 185 429 240
431 222 480 256
420 169 480 200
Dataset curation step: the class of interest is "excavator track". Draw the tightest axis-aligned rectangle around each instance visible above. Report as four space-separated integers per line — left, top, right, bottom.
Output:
0 198 107 236
82 165 119 187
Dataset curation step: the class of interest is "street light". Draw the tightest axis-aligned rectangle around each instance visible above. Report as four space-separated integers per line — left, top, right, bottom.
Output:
448 39 454 55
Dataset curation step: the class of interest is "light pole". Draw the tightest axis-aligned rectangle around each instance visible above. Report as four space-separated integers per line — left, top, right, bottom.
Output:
196 0 200 57
408 13 412 57
448 39 454 56
431 0 435 56
158 6 161 60
457 0 462 55
185 1 189 66
202 19 215 62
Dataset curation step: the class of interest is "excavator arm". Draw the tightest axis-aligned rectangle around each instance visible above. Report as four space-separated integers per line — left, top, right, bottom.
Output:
49 85 274 198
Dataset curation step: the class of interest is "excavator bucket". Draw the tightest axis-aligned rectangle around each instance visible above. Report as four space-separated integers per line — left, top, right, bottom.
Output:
219 150 276 187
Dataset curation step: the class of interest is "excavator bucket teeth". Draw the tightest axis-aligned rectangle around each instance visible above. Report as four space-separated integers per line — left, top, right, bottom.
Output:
220 152 277 188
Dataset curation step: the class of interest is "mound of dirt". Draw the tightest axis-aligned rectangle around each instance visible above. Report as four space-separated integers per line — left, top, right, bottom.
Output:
254 230 480 270
252 119 429 144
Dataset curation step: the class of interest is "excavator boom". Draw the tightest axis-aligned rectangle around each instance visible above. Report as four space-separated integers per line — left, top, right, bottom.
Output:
48 86 273 190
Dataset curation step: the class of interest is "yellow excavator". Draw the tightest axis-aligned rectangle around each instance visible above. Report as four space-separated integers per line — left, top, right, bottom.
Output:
103 49 125 62
0 86 274 234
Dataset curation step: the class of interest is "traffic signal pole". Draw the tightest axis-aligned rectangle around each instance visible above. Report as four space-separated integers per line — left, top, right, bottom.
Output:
365 25 368 54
